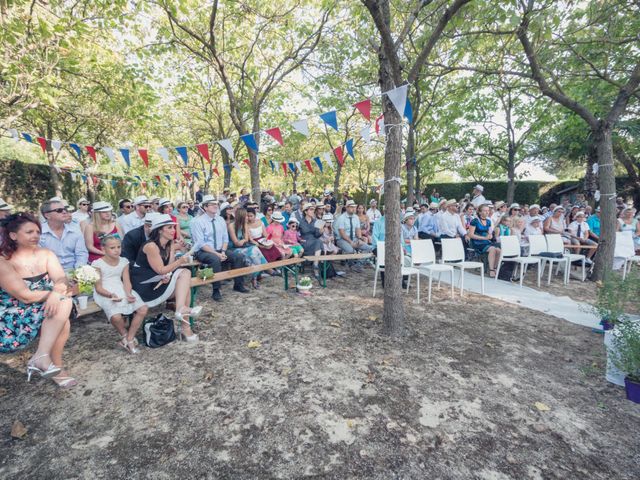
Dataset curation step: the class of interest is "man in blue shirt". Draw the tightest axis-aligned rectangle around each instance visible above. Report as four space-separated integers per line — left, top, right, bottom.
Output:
417 202 440 240
38 200 88 272
587 206 601 240
191 195 248 301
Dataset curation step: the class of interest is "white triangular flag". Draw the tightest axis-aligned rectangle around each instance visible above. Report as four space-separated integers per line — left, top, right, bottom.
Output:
295 161 302 172
8 129 19 141
70 172 77 181
291 119 309 137
322 152 334 169
385 84 408 119
360 125 371 144
157 147 170 163
232 161 240 169
592 163 599 174
51 140 63 151
102 147 115 164
217 139 235 160
53 165 62 174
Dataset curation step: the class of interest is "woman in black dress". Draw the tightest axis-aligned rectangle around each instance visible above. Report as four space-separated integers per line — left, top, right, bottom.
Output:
130 214 200 342
298 203 323 279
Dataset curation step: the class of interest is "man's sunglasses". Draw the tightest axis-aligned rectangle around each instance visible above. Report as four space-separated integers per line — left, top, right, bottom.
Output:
122 205 133 209
46 207 69 214
79 203 90 206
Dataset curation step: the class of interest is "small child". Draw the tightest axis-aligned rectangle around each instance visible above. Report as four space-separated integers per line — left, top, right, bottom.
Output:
283 217 304 257
320 213 339 254
92 236 148 353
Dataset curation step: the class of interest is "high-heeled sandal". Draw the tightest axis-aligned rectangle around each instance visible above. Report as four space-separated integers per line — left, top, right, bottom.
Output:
27 353 61 381
52 371 78 388
175 308 200 342
119 336 139 354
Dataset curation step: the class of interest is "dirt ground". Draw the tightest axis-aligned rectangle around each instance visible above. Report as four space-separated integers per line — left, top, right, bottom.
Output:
1 267 639 479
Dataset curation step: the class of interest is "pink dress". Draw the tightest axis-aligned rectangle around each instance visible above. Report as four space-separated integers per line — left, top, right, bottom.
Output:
266 223 292 257
321 226 339 254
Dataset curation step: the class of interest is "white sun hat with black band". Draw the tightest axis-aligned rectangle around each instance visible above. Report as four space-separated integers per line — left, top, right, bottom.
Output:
158 198 173 208
0 198 13 211
92 201 113 212
150 213 177 231
271 211 285 223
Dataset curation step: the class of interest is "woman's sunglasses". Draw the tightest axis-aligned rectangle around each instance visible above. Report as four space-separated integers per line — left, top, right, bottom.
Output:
46 207 70 214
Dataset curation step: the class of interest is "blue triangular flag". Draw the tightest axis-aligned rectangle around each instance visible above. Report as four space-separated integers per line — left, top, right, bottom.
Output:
70 143 83 159
175 146 189 165
288 162 296 173
111 180 117 187
404 98 413 123
313 156 323 172
319 110 338 131
119 148 130 167
133 182 139 187
240 133 259 153
223 164 232 173
22 133 33 143
269 160 275 173
164 175 171 182
192 171 199 180
81 175 87 182
134 175 142 181
153 181 159 187
345 139 355 159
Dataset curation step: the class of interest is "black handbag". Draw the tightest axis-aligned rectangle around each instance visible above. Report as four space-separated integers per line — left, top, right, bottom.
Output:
141 313 176 348
538 252 564 259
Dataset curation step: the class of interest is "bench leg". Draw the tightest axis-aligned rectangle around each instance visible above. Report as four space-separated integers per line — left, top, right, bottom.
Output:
190 286 199 308
322 261 328 288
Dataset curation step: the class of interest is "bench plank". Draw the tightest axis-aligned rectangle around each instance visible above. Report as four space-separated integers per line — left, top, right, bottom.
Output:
190 257 305 287
303 253 372 262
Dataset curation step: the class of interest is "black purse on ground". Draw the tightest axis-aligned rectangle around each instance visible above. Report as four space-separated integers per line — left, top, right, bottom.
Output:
141 313 176 348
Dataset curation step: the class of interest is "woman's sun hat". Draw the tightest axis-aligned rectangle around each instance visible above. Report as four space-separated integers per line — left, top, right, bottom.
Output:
92 201 113 212
271 211 285 223
150 213 177 231
322 213 334 222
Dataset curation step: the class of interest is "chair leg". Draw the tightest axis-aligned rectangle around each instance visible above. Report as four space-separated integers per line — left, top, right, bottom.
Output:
417 273 420 302
373 267 378 297
536 261 541 287
406 274 411 292
564 259 570 285
460 268 464 296
450 270 454 299
581 260 586 281
622 261 627 281
428 272 433 303
495 260 502 282
547 261 553 285
437 271 442 289
480 265 485 294
519 263 524 287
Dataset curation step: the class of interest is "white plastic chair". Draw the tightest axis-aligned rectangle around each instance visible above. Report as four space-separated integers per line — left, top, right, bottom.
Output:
373 241 420 300
409 239 454 302
440 238 484 296
528 234 569 285
546 234 586 282
615 231 640 280
495 235 541 287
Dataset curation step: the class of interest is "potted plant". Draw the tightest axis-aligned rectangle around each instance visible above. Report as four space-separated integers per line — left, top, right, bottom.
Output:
297 276 313 292
609 319 640 403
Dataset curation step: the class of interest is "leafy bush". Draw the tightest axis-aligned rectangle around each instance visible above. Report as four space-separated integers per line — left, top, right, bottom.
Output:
610 320 640 382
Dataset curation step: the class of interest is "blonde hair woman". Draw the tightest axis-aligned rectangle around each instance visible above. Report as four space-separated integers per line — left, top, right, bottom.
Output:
84 201 123 263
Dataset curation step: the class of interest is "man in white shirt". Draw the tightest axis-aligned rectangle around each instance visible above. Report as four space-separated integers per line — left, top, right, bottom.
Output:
470 185 486 208
491 201 507 226
366 199 382 223
567 211 597 261
334 200 373 272
120 195 150 234
438 199 467 238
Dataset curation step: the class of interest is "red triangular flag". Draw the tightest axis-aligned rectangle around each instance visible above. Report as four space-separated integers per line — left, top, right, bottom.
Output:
282 163 288 175
141 181 147 188
86 146 97 163
353 99 371 121
264 127 284 146
155 175 162 182
213 166 220 177
196 143 211 163
304 160 313 173
36 137 48 153
334 145 344 166
183 172 191 181
243 158 250 167
138 149 149 167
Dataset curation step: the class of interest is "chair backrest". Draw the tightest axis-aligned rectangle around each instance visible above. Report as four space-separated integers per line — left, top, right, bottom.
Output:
615 231 635 258
410 239 436 265
441 237 465 262
500 235 521 257
545 234 564 254
528 235 547 256
376 241 385 267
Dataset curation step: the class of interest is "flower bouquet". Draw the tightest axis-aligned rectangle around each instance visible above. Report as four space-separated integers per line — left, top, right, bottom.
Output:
197 267 215 281
71 265 100 309
297 276 313 293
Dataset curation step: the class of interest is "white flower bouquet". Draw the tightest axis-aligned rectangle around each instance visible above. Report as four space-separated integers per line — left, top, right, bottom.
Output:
71 265 100 295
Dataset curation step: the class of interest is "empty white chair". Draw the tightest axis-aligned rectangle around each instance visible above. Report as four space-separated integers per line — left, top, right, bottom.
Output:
528 234 569 285
409 239 454 302
615 231 639 280
372 241 420 300
495 235 541 287
546 234 586 282
440 237 484 296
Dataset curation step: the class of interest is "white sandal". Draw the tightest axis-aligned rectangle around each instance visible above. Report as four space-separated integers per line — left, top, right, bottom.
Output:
27 353 61 381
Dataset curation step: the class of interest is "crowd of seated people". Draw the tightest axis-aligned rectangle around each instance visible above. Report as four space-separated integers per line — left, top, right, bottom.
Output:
0 185 638 387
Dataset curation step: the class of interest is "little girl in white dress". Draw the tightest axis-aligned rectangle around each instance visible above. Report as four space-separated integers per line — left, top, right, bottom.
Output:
93 236 148 353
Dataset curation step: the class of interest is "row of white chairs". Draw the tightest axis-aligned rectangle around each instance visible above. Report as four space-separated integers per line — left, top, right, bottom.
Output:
615 231 640 280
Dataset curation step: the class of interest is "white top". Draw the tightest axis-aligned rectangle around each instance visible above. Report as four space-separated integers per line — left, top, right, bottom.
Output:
366 207 382 223
568 220 589 239
71 211 90 224
119 211 146 235
471 194 486 208
438 211 467 237
92 257 145 320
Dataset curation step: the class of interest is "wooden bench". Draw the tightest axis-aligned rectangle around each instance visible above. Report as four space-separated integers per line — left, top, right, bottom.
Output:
303 253 373 287
189 257 305 306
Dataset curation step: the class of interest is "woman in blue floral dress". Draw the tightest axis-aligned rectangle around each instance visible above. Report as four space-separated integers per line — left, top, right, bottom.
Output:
0 213 76 387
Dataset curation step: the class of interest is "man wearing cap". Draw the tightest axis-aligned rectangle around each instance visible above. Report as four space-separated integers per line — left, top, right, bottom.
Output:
471 185 486 209
417 202 440 240
587 207 601 241
39 200 88 272
568 211 597 261
366 199 382 223
120 195 151 235
121 212 157 263
191 195 248 301
438 199 467 239
334 200 373 270
525 204 541 225
0 198 13 220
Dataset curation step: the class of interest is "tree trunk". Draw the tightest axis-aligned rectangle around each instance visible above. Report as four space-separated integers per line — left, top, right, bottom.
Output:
406 124 416 205
415 161 422 200
506 147 516 205
592 125 616 281
613 144 640 206
584 135 598 200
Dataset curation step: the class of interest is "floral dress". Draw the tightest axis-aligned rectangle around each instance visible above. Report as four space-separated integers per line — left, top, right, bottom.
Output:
0 273 52 353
